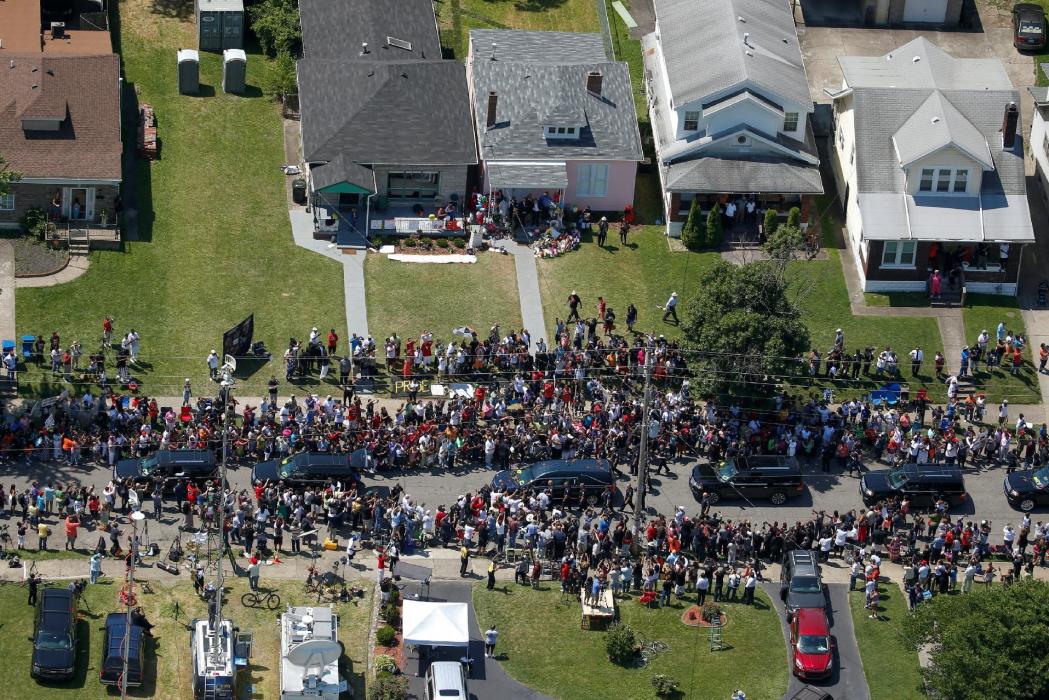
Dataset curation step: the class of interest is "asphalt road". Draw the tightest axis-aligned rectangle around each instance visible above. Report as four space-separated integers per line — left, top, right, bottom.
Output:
399 580 548 700
764 582 870 700
0 452 1034 557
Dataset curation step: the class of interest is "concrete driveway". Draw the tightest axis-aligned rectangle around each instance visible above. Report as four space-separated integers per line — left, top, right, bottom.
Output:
763 582 870 700
798 0 1040 149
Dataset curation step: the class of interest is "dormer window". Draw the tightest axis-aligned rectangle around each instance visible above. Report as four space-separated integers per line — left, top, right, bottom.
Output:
918 167 969 194
545 125 579 139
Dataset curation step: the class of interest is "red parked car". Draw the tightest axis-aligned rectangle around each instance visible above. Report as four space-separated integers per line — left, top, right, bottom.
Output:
789 608 834 680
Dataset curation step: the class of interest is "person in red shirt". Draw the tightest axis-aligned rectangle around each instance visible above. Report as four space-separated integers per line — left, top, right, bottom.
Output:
376 549 386 586
327 329 338 355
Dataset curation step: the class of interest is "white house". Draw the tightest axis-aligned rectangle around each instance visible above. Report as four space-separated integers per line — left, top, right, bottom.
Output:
642 0 823 238
829 37 1033 296
1028 64 1049 201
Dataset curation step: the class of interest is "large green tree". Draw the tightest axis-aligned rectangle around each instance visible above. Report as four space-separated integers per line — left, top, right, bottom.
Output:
902 579 1049 700
249 0 301 57
680 259 810 396
680 198 703 251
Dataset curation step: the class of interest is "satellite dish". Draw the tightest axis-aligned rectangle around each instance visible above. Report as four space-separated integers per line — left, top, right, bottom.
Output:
223 354 237 372
287 638 342 667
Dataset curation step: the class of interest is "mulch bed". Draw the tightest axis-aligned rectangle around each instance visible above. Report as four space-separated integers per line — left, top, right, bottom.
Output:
373 629 405 667
681 605 727 628
12 237 69 277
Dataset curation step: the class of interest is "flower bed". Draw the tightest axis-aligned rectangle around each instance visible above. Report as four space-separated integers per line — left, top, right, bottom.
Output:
681 604 727 628
379 234 470 255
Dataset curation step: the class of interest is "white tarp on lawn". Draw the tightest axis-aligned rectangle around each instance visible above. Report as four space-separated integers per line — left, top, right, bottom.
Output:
401 601 470 647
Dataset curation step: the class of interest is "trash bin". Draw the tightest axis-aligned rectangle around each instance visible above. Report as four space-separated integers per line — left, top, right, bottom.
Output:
292 178 307 205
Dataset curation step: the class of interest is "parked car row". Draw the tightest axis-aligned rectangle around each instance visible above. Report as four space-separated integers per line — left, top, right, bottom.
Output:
779 550 834 682
30 587 147 686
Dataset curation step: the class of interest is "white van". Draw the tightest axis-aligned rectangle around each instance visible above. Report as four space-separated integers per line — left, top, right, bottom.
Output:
425 661 468 700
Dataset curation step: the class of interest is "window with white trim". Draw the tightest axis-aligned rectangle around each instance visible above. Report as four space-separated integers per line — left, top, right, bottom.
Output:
783 112 799 132
953 169 968 193
683 111 700 131
881 240 917 268
936 169 952 192
919 169 934 192
918 167 970 194
576 163 609 198
0 193 13 211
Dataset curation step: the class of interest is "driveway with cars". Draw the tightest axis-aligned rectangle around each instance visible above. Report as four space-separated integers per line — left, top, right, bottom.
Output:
763 582 870 700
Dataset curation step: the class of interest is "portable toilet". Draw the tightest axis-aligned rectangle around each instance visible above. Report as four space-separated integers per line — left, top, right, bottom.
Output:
222 49 246 94
177 49 199 95
196 0 244 51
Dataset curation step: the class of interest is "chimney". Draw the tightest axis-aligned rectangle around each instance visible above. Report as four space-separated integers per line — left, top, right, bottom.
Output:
1001 102 1019 149
486 91 498 129
586 70 603 96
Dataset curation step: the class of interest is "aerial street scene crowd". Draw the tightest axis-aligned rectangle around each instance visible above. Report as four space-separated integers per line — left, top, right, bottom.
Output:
2 0 1049 699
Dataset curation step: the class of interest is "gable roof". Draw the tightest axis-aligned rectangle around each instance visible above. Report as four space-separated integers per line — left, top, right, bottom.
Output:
298 59 476 165
299 0 442 61
651 0 810 110
840 37 1012 91
892 91 993 169
0 54 122 180
468 30 642 162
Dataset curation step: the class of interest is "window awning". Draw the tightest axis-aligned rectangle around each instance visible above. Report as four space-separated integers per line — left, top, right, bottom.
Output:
487 161 568 190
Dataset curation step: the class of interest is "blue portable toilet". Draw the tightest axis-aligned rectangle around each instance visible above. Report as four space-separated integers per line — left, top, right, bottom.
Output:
21 336 34 359
1 340 15 356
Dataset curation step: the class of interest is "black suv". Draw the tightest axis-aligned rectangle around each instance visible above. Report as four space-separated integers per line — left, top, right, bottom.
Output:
114 449 218 493
31 588 79 680
99 613 145 687
1004 466 1049 512
860 464 966 507
491 459 615 504
779 550 826 613
690 455 804 505
252 450 367 490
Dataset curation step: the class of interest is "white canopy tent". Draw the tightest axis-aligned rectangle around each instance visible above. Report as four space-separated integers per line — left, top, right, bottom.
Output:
401 601 470 648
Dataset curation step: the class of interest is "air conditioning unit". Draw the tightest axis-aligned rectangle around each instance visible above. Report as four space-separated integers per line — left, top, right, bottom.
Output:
50 22 66 39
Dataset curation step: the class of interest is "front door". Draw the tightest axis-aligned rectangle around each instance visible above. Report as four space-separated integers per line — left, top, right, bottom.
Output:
64 187 94 220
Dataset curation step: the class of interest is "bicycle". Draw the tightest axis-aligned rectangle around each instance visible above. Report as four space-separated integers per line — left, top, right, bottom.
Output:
241 589 282 610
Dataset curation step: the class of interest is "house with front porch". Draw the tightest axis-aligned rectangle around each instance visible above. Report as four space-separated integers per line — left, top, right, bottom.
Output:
642 0 823 238
0 0 121 246
829 37 1034 296
297 0 476 242
466 30 642 213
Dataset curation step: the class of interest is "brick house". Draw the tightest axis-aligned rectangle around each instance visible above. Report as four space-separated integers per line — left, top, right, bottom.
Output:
0 0 122 234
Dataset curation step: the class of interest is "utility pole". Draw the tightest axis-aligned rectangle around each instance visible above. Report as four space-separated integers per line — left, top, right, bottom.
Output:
633 336 655 537
122 510 143 700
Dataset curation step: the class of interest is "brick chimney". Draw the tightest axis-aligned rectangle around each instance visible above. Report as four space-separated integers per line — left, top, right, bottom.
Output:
586 70 603 96
486 91 498 129
1002 101 1018 149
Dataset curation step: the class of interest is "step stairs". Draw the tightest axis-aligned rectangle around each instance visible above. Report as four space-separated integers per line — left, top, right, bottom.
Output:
930 289 963 308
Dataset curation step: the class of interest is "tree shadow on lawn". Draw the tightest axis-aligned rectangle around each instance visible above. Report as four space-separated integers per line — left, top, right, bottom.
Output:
511 0 570 11
151 0 193 20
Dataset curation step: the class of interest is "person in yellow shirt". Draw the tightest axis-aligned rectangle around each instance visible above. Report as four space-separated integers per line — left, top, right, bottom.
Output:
37 521 52 551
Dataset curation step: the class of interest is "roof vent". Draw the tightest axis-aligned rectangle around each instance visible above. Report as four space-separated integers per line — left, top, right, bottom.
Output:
931 116 941 124
490 42 497 61
886 53 893 61
743 32 750 45
738 15 745 22
745 50 754 57
386 36 412 51
912 56 921 63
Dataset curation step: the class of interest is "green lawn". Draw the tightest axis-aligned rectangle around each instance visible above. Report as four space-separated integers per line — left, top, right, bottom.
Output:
536 225 720 341
363 253 522 343
435 0 600 59
0 576 373 699
961 293 1042 405
14 0 345 398
849 584 925 700
473 584 787 700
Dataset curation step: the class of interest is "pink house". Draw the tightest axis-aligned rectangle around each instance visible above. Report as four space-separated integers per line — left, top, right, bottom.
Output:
466 30 642 212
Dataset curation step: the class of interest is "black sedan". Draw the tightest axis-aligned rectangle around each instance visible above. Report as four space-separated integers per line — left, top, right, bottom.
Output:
1004 466 1049 512
1014 3 1046 50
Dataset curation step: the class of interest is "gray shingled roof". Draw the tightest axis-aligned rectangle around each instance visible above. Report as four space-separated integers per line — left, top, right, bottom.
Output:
469 30 642 162
469 29 607 64
663 154 823 194
311 154 375 192
487 161 569 189
840 37 1012 91
651 0 810 110
850 87 1023 195
299 0 442 61
892 92 993 169
298 59 476 165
